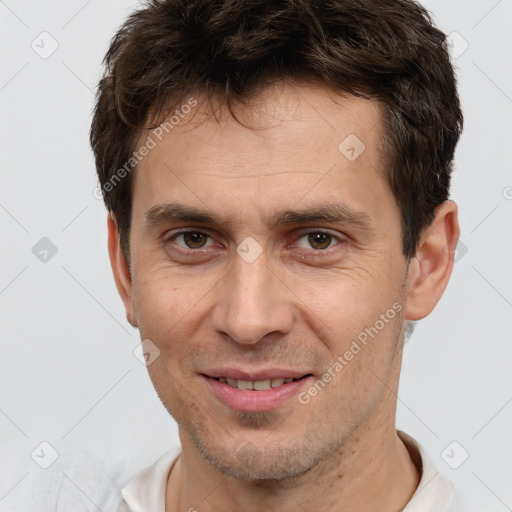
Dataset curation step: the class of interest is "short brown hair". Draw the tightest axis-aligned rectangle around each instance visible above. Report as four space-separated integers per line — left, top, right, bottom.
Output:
90 0 463 262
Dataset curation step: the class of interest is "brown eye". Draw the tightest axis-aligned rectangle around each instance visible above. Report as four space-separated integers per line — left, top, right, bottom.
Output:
307 232 332 250
183 232 207 248
174 231 211 249
295 231 337 250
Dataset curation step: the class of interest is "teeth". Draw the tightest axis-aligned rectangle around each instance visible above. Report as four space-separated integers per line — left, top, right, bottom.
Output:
216 377 300 390
253 379 271 390
237 380 253 390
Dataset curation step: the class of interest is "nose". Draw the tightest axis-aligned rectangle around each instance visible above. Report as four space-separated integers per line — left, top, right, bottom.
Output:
211 248 294 345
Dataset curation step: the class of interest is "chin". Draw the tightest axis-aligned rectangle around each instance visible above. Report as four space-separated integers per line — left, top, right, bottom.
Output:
187 418 338 481
202 443 318 480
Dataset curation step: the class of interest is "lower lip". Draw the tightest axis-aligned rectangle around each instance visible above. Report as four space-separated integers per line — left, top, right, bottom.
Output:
203 375 314 412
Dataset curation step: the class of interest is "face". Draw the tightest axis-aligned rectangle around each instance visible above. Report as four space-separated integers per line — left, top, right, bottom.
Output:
126 81 410 479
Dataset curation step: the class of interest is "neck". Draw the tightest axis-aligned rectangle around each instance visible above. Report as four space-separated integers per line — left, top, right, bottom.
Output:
167 407 420 512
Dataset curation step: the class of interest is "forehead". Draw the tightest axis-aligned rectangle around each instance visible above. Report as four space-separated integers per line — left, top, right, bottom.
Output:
131 81 392 227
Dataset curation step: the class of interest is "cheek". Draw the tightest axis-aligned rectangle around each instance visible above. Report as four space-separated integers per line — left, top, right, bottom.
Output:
309 307 404 415
133 267 213 336
132 269 225 389
302 268 401 336
297 274 406 395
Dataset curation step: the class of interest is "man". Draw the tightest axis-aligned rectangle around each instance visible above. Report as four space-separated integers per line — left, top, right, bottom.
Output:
90 0 463 510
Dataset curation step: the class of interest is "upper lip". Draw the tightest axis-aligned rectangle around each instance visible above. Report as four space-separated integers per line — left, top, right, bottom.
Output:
203 368 312 381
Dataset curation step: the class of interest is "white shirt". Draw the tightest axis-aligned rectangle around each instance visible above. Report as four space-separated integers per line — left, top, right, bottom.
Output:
116 431 463 512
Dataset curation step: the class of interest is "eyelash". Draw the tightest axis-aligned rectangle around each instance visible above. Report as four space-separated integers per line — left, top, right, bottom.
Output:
163 229 345 255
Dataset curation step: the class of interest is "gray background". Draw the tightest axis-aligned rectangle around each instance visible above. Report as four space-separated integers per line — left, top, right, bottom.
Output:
0 0 511 510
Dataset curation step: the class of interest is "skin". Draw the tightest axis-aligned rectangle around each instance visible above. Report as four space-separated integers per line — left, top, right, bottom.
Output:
108 80 459 511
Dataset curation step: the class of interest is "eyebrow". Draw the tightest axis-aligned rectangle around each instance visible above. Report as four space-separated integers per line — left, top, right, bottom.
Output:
144 201 373 231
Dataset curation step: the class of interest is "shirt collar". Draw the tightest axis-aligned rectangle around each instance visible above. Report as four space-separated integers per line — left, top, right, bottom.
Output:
120 446 182 512
120 432 454 512
399 430 455 511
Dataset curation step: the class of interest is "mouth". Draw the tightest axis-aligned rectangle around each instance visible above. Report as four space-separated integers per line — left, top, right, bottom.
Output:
201 372 315 412
207 375 312 391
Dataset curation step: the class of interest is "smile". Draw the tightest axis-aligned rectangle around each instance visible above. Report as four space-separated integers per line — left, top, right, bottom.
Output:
203 374 314 412
211 376 310 391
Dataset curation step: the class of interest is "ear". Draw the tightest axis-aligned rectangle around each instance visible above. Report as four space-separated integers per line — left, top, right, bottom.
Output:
404 200 460 321
107 213 138 328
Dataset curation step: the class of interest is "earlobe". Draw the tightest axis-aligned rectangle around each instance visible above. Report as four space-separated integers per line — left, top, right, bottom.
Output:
404 201 460 321
107 213 138 328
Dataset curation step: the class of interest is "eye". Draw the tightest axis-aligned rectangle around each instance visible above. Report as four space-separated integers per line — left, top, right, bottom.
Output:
168 230 216 250
295 230 342 251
